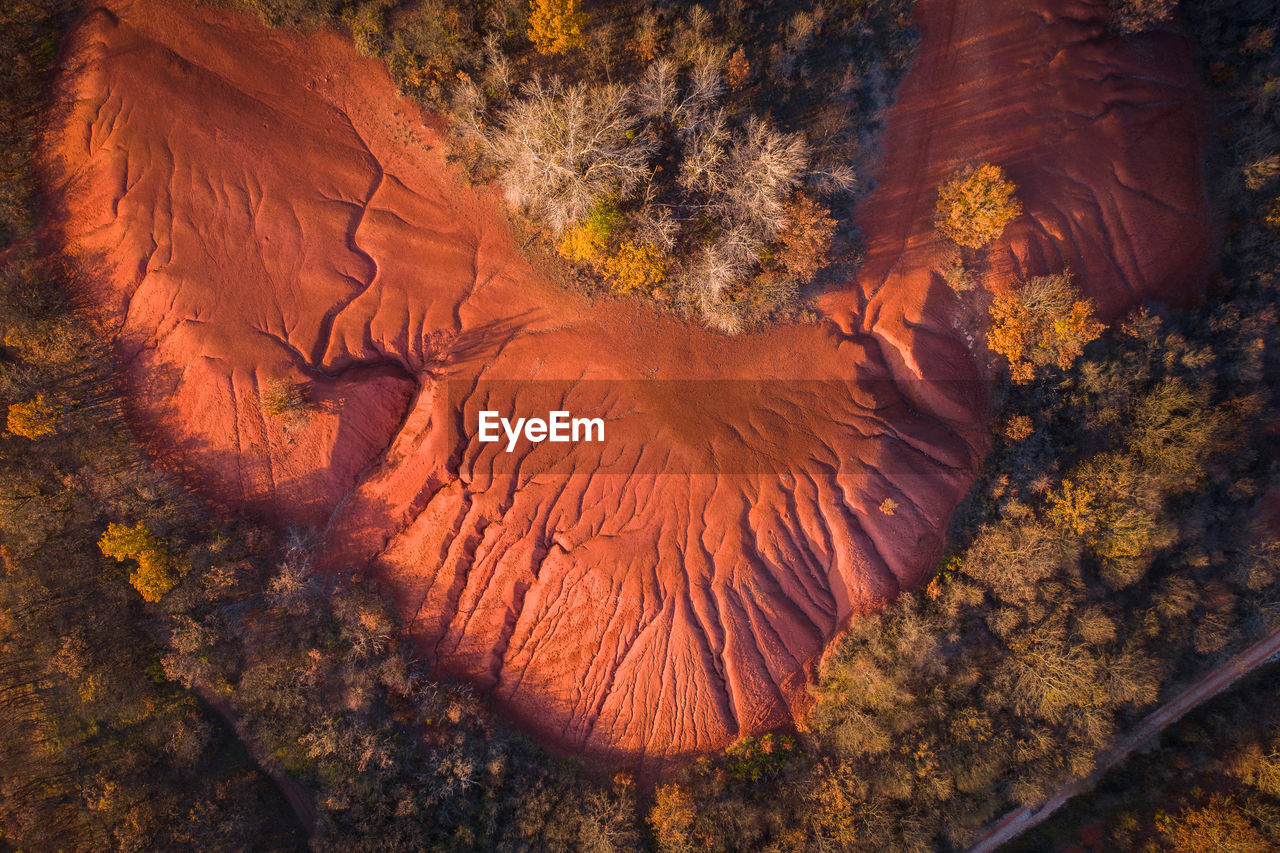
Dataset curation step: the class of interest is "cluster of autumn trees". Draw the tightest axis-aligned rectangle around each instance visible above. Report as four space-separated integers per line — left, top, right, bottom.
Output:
0 5 302 847
1011 666 1280 853
930 162 1107 383
649 286 1277 848
1011 4 1280 848
235 0 918 333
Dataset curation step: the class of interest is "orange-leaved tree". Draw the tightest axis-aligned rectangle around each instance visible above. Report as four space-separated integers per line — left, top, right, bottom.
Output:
934 163 1022 249
1155 794 1271 853
986 271 1104 382
6 393 60 439
98 522 187 603
648 783 704 852
528 0 587 55
776 191 836 282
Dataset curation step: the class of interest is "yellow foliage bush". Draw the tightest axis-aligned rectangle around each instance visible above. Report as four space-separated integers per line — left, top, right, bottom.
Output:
98 522 186 603
602 242 667 295
261 378 310 429
648 783 700 852
528 0 587 55
1047 478 1098 539
558 223 605 264
558 198 622 264
6 393 60 439
934 163 1022 249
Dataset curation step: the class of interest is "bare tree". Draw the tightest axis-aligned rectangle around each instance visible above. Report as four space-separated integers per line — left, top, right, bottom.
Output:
677 108 728 194
449 78 487 148
490 78 655 234
721 118 809 238
577 788 641 852
809 155 858 195
686 47 726 113
480 32 514 100
635 58 679 122
683 226 762 333
631 198 680 251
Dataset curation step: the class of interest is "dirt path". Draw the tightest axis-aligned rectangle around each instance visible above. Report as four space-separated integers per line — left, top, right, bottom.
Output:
969 624 1280 853
196 688 318 840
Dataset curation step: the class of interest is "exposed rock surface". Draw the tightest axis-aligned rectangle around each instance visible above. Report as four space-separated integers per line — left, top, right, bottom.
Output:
46 0 1211 765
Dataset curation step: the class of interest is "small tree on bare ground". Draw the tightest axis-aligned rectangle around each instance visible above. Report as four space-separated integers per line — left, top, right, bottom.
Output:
262 378 311 429
935 163 1022 249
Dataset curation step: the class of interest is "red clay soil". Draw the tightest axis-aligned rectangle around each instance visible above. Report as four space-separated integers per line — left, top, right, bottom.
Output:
44 0 1212 766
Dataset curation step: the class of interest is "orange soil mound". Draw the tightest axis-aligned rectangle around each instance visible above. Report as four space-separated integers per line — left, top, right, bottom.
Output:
46 0 1211 765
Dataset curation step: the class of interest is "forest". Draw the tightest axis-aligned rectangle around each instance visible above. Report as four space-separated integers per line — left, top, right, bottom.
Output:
1 0 1278 850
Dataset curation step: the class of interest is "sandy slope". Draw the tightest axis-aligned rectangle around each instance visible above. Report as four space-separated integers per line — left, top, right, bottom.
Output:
44 0 1211 766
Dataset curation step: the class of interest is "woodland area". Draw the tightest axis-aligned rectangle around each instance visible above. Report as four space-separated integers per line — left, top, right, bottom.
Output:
1009 665 1280 852
1 0 1279 851
227 0 919 332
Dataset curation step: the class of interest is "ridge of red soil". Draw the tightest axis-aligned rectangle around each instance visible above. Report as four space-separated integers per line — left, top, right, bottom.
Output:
45 0 1211 766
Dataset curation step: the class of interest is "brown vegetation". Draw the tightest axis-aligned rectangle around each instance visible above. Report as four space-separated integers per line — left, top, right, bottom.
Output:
985 272 1105 382
1112 0 1177 33
42 0 1220 776
260 378 310 428
8 0 1251 848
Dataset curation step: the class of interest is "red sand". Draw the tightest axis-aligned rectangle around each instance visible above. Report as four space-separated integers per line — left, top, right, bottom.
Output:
45 0 1211 766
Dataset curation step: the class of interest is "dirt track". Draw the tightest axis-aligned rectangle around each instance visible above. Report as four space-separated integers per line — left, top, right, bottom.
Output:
44 0 1212 766
198 689 318 839
970 625 1280 853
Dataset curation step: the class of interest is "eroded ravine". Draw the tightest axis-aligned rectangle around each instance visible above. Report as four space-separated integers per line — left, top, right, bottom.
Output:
45 0 1211 767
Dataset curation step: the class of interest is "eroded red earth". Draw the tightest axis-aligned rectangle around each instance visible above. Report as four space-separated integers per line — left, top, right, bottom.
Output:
46 0 1212 765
